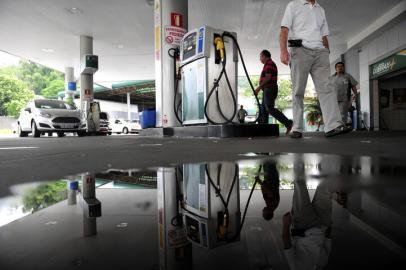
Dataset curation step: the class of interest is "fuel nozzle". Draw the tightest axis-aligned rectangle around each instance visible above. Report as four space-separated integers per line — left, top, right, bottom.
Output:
214 36 225 61
217 212 229 239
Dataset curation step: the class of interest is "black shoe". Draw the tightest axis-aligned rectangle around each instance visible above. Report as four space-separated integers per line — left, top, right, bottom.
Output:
285 120 294 135
290 131 302 139
325 125 352 138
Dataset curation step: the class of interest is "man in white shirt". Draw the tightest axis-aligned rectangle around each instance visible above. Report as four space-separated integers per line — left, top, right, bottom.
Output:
282 173 332 270
280 0 352 138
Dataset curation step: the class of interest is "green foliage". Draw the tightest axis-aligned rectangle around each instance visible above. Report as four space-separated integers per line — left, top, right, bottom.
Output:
239 165 263 189
276 79 292 111
0 75 35 117
0 60 64 96
305 98 324 131
238 76 292 111
41 80 65 99
22 181 67 213
0 60 65 115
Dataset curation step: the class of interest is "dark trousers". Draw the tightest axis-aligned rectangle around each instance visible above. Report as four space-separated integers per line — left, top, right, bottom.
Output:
262 88 291 128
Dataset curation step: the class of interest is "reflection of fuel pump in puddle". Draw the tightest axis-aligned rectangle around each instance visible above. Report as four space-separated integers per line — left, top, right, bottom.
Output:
157 167 192 270
157 162 261 270
81 173 101 237
170 25 261 126
181 162 241 249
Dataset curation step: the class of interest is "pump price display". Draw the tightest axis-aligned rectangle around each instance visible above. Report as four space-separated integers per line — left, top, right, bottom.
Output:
164 26 186 46
182 32 197 60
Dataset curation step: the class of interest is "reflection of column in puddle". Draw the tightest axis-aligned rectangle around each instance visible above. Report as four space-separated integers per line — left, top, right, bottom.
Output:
67 179 79 205
157 167 192 270
81 173 101 237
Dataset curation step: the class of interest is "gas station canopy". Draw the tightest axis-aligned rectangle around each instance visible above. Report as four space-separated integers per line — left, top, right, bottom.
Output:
0 0 403 82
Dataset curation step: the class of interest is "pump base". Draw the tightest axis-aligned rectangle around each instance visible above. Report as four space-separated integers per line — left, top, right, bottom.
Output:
139 124 279 138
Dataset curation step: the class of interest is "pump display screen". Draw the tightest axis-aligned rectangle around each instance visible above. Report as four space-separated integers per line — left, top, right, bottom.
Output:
182 32 197 61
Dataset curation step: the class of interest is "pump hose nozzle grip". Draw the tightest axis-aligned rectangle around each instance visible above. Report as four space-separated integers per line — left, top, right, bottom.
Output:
214 37 225 61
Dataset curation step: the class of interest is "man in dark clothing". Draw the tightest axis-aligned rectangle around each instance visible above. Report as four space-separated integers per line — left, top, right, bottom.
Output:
256 161 281 221
255 50 293 135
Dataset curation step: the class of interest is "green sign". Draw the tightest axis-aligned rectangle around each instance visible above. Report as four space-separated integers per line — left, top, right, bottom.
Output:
86 55 98 69
370 49 406 79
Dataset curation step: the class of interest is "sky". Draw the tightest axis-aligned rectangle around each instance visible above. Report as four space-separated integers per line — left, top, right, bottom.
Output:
0 51 20 68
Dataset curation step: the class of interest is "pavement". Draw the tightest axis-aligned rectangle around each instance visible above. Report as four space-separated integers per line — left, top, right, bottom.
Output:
0 131 405 188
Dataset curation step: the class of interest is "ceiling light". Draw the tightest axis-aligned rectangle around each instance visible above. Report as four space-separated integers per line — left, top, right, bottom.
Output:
41 48 54 53
112 43 125 49
65 7 84 15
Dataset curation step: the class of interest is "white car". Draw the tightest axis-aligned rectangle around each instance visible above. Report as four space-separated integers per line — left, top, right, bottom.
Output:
17 99 86 137
110 119 141 134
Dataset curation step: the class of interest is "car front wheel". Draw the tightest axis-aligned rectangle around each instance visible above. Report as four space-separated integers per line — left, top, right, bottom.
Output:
123 127 129 134
18 124 28 137
31 121 41 138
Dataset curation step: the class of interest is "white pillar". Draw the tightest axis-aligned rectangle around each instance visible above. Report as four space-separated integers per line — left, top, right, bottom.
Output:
154 0 188 127
80 36 94 110
127 92 131 121
157 168 192 269
64 67 75 106
82 173 97 237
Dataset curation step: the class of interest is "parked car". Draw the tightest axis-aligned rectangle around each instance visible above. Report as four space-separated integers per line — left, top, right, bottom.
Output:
17 99 86 137
110 119 141 134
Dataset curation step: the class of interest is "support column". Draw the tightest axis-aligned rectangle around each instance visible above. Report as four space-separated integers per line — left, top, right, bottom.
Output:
67 179 79 205
82 173 99 237
154 0 188 127
157 168 192 269
127 92 131 121
80 36 95 132
64 67 76 106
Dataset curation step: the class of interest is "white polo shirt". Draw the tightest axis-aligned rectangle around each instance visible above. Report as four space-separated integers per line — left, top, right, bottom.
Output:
281 0 329 49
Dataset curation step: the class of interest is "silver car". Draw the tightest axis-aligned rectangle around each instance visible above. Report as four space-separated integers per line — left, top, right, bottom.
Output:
17 99 86 137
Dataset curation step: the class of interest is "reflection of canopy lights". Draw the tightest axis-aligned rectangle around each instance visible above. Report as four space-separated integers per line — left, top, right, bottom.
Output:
65 7 84 15
41 48 54 53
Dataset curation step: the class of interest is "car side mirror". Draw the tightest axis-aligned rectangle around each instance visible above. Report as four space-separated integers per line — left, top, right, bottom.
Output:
115 120 120 124
25 108 31 113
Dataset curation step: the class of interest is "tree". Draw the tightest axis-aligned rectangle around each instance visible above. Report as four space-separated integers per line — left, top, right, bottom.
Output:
22 181 67 213
276 79 292 111
41 79 65 99
0 75 34 117
239 76 292 111
305 98 324 131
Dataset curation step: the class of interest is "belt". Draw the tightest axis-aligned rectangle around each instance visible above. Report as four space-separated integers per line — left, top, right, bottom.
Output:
288 39 302 47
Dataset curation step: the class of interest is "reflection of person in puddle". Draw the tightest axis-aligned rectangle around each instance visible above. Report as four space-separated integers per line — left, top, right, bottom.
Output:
256 161 280 221
282 163 332 270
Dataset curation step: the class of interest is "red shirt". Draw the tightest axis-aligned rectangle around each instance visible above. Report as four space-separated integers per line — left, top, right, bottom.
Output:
260 58 278 89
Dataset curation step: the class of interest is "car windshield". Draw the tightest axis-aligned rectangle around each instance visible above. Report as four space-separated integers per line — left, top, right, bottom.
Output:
35 100 73 110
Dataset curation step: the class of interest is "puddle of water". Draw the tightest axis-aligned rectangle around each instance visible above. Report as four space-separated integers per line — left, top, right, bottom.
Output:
0 153 405 269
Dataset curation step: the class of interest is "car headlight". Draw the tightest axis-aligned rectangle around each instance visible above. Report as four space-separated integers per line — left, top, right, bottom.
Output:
39 112 52 118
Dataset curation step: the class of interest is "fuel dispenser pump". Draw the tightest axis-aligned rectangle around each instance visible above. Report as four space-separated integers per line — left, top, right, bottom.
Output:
181 162 241 249
173 25 261 126
86 101 101 134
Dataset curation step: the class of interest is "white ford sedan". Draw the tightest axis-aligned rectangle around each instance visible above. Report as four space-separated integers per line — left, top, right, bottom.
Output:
17 99 86 137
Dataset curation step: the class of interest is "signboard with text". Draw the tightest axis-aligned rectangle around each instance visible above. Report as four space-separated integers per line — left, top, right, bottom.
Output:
164 26 186 46
370 49 406 79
